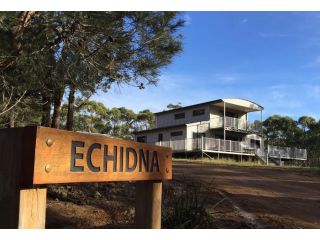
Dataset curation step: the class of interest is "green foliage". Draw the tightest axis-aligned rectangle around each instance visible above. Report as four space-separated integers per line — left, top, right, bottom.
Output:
167 102 182 109
263 115 303 147
0 100 42 128
162 182 213 228
298 116 317 132
58 99 155 139
0 11 184 129
263 115 320 166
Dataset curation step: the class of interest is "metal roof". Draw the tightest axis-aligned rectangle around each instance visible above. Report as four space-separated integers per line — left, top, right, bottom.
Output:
155 98 263 115
133 124 186 134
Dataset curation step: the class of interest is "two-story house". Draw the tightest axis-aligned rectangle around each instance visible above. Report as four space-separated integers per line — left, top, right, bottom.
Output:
134 98 307 165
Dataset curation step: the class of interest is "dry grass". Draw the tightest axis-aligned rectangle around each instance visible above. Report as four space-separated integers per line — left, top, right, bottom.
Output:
174 158 268 167
173 158 320 174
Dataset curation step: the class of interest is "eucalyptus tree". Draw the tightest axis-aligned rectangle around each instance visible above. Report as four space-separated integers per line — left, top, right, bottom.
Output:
135 109 155 130
167 102 182 109
263 115 302 147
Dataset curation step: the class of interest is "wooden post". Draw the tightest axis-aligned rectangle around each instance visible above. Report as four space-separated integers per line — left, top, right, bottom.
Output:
0 127 171 229
135 181 162 229
0 127 47 228
18 188 47 228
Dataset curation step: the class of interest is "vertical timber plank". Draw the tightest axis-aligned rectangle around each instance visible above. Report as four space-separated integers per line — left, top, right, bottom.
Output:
18 188 47 229
0 127 45 228
0 128 24 228
135 180 162 229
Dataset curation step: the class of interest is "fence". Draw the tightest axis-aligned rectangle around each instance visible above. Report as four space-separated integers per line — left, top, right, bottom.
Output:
153 137 307 160
209 116 262 132
155 137 256 154
268 145 307 160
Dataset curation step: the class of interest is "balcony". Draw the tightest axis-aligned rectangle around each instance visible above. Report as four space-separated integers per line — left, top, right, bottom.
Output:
210 116 262 133
153 137 307 160
268 145 307 160
155 137 257 155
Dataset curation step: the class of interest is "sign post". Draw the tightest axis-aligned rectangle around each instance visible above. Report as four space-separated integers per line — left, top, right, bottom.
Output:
135 180 162 228
0 126 172 229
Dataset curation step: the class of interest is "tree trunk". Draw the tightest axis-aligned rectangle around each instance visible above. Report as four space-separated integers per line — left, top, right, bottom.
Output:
9 112 15 128
41 94 52 127
51 88 64 128
66 85 75 131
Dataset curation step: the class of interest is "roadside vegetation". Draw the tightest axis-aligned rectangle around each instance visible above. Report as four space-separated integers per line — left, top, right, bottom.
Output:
162 180 214 228
174 158 320 175
47 179 235 229
174 158 268 167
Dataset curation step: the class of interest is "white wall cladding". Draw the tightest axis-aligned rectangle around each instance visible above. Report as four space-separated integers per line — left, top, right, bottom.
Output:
210 106 220 118
135 126 186 143
156 105 210 128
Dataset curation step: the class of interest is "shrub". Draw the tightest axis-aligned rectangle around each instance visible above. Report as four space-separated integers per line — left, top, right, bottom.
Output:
162 181 213 228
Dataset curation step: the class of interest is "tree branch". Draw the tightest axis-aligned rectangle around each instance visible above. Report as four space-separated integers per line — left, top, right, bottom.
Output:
0 90 27 116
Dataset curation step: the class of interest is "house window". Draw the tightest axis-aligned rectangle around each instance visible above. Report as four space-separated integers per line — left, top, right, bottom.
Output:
174 112 185 119
220 110 238 118
137 136 147 143
250 139 260 148
193 132 206 138
171 131 183 137
193 109 205 116
158 133 163 142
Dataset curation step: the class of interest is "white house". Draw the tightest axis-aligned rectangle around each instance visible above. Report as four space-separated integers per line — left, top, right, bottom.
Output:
134 98 307 165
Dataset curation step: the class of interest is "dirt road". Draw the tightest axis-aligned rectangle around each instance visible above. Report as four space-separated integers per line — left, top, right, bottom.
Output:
173 162 320 228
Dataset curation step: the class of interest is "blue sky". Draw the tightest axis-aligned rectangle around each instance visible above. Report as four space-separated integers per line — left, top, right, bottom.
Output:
93 12 320 121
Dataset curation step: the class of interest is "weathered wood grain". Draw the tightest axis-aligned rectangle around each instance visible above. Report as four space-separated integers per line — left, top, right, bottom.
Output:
0 127 38 228
33 127 172 184
135 181 162 229
18 188 47 228
0 126 171 229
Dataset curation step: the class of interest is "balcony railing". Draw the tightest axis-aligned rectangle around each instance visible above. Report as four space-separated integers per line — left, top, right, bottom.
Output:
155 137 257 154
268 145 307 160
152 137 307 160
210 116 262 132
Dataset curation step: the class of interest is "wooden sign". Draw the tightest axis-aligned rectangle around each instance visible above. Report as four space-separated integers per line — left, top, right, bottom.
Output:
0 126 171 229
0 126 172 185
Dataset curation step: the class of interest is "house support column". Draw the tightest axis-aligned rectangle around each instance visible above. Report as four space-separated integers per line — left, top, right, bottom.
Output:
267 145 269 166
223 101 226 141
260 110 263 135
201 136 204 159
246 113 248 130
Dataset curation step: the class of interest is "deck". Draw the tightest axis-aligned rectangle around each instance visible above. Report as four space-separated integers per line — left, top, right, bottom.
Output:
210 116 262 133
150 137 307 161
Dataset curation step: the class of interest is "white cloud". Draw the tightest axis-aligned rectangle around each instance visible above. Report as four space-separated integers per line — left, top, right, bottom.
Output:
270 85 287 100
92 74 320 121
302 55 320 68
258 33 288 38
240 18 248 24
211 73 241 85
305 85 320 100
92 73 206 113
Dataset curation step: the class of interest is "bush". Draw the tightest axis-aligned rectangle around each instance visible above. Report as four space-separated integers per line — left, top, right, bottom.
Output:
162 181 213 228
